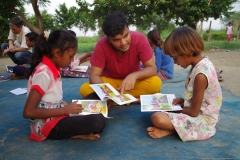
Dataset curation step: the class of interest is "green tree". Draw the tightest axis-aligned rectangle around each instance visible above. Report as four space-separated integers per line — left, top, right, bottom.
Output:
54 3 77 30
27 10 54 32
157 0 238 29
0 0 50 34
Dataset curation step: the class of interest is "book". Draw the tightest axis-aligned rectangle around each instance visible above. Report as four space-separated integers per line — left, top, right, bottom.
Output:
90 83 138 105
70 100 108 118
140 93 182 112
75 66 88 72
0 76 10 83
6 65 14 73
10 88 27 95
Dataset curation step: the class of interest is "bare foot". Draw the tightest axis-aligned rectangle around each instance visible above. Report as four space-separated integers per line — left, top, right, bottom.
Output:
147 127 174 139
71 133 100 140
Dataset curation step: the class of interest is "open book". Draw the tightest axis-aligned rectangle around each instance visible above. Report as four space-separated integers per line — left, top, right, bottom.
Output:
90 83 137 105
75 66 89 72
70 100 108 118
140 93 182 112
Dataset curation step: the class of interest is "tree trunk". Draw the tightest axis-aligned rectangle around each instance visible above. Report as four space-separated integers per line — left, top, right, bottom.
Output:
236 24 240 43
208 21 212 42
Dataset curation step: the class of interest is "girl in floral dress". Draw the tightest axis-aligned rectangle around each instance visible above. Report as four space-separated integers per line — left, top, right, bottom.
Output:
147 27 222 141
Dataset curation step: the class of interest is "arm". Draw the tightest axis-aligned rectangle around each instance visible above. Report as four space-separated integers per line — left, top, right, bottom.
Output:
23 90 83 119
89 66 104 84
180 73 208 117
79 52 92 64
119 56 157 94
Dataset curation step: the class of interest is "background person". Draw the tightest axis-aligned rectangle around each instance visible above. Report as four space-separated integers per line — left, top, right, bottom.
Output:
10 32 39 80
147 29 174 80
1 17 32 65
226 22 233 42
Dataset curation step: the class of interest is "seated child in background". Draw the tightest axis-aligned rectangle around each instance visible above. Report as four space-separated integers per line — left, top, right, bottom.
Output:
23 30 106 142
60 51 92 77
147 29 174 80
10 32 38 80
147 27 222 141
60 30 92 78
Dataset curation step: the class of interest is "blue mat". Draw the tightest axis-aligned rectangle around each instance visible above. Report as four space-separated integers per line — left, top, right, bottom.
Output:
0 70 240 159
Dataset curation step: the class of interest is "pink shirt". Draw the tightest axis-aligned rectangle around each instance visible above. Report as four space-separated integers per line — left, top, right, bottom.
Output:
91 31 153 79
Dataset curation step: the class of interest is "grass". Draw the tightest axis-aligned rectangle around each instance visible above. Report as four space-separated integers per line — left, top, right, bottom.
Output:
204 41 240 50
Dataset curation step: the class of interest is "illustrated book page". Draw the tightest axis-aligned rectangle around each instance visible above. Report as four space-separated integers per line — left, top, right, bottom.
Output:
140 93 182 112
90 83 137 105
75 66 88 72
70 100 108 117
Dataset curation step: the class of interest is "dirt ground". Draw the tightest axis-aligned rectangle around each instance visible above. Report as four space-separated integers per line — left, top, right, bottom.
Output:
1 49 240 96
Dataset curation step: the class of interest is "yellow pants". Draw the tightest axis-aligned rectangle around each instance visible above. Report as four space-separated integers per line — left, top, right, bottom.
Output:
80 76 162 98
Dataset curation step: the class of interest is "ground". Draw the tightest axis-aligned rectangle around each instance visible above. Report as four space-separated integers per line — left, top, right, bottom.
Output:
1 49 240 96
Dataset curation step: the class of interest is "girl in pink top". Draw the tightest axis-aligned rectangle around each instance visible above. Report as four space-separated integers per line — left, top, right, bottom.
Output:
23 30 106 142
226 22 233 42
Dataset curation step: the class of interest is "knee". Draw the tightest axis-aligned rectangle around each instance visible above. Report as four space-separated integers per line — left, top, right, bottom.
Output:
79 82 91 97
1 43 8 50
151 112 164 126
93 114 106 131
149 76 162 92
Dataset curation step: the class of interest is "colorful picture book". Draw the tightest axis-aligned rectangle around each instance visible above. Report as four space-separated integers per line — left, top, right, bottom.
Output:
6 65 14 73
140 93 182 112
75 66 88 72
70 100 108 118
90 83 137 105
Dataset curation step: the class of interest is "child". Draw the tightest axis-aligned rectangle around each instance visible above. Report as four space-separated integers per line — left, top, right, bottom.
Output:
226 22 233 42
60 30 92 78
147 27 222 141
10 32 38 80
60 51 92 78
147 29 174 80
23 30 106 142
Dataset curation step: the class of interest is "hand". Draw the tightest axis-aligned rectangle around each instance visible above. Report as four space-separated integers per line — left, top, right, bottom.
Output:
172 98 184 107
2 48 9 56
118 74 136 94
63 101 83 115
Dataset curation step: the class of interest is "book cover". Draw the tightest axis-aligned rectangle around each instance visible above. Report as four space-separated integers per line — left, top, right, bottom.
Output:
140 93 182 112
75 66 88 72
70 100 108 117
90 83 137 105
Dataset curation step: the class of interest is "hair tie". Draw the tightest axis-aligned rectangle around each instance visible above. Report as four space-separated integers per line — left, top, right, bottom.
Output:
44 32 49 40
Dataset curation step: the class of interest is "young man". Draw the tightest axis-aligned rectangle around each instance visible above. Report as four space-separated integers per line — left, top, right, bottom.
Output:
1 17 31 65
80 12 162 102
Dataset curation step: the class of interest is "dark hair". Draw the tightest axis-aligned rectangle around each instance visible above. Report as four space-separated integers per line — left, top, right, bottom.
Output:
67 30 77 37
147 29 163 49
163 27 204 57
9 17 23 27
26 30 77 78
25 32 39 41
102 12 128 37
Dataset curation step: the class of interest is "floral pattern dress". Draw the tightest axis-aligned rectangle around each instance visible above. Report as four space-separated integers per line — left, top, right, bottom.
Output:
167 56 222 141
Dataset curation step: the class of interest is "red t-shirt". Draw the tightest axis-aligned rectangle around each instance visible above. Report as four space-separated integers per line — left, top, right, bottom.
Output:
90 31 153 79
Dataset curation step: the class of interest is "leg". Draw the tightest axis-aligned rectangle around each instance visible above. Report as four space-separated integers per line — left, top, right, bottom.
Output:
1 43 8 50
14 51 32 64
147 112 175 139
124 75 162 98
47 114 106 140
